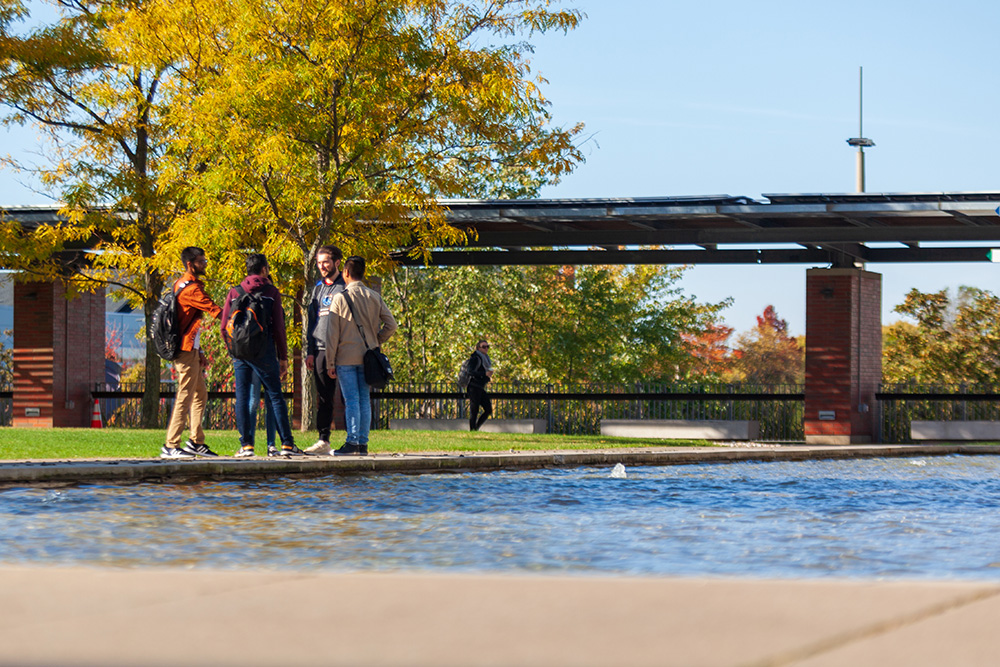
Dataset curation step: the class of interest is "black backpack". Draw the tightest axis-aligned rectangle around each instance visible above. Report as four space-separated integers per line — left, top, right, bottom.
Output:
150 280 191 361
456 356 473 390
224 285 272 360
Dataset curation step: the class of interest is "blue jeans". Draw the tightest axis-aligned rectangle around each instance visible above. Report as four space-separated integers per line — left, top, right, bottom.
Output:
248 371 277 447
234 353 293 447
336 364 371 445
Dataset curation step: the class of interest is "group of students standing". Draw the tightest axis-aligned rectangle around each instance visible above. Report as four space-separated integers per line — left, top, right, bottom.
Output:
159 245 398 459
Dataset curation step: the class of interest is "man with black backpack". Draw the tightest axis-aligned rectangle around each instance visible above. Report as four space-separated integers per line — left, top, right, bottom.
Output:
161 247 223 459
221 253 307 458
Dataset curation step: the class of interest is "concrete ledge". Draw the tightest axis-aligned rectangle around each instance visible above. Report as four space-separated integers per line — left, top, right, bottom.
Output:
481 419 547 434
911 420 1000 441
390 418 548 434
390 418 469 431
600 419 760 440
805 434 874 445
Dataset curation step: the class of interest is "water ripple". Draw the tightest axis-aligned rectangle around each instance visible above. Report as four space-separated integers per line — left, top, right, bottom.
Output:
2 455 1000 579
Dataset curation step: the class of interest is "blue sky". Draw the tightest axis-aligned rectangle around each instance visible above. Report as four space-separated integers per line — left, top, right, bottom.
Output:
2 0 999 336
530 0 1000 335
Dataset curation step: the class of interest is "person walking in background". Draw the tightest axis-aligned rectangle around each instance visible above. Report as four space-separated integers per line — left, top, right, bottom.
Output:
467 339 494 431
325 256 397 456
304 245 345 455
161 246 223 459
221 253 307 458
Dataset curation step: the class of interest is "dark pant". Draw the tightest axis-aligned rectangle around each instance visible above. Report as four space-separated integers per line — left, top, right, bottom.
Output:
468 385 492 431
312 348 338 442
234 353 294 447
248 370 276 448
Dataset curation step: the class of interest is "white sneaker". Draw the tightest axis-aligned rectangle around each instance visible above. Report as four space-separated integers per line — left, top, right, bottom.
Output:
304 440 331 455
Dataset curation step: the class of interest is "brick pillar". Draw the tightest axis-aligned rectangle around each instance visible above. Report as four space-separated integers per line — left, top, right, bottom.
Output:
804 269 882 444
12 281 105 428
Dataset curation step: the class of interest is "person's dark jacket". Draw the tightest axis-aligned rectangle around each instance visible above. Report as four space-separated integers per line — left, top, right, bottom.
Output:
220 274 288 361
468 352 490 390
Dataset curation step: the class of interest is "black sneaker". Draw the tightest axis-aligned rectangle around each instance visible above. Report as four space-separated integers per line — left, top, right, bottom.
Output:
181 439 219 457
160 445 196 459
280 444 306 457
333 443 362 456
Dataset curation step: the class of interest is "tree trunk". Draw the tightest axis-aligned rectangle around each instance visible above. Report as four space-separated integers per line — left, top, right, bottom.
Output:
140 268 163 429
140 291 161 429
299 267 316 431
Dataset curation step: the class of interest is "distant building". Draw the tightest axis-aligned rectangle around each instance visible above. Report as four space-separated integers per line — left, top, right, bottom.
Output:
0 273 144 364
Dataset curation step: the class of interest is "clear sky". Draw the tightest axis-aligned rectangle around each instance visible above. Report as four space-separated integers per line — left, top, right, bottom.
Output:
2 0 999 336
529 0 1000 335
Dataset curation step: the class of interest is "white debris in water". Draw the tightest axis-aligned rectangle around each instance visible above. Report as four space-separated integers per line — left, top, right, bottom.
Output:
610 463 627 479
910 459 927 467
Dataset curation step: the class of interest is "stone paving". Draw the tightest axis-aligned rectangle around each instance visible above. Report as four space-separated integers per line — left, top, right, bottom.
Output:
1 566 999 666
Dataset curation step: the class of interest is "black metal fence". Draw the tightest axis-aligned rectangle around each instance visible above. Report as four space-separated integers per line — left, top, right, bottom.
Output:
90 382 295 430
0 381 805 440
371 382 806 441
878 384 1000 443
0 381 997 444
0 387 10 427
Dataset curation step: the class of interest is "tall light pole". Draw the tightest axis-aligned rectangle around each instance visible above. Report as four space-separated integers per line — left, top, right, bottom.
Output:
846 66 874 193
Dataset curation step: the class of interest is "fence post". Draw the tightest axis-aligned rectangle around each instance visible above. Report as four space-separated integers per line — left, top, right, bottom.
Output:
874 382 883 444
546 383 554 434
371 391 380 430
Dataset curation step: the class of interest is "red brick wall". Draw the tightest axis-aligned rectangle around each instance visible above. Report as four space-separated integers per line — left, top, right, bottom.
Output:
12 281 106 428
804 269 882 444
12 282 55 427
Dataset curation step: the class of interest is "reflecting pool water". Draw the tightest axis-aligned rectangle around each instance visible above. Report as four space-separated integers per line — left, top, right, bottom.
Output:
3 455 1000 579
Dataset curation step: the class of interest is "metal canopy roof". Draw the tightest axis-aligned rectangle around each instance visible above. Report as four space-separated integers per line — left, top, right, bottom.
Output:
405 192 1000 266
7 193 1000 267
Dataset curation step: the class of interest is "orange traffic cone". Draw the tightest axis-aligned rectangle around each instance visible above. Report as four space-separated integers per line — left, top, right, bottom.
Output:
90 399 103 428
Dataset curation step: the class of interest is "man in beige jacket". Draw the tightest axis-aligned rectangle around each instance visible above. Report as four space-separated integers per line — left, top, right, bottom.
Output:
325 256 397 455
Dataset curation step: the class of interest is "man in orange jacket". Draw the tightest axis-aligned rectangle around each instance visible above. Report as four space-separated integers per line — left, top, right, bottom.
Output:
161 246 223 459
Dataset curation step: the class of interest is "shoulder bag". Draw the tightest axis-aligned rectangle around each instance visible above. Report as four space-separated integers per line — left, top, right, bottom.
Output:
342 291 393 389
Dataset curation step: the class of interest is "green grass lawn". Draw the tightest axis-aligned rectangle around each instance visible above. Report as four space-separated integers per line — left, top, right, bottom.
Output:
0 427 711 460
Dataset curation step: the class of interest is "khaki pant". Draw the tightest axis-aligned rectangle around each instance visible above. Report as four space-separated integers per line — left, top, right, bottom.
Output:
166 349 207 447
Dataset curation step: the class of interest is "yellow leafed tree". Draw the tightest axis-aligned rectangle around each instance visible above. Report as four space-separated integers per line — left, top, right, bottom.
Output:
0 0 195 426
121 0 586 427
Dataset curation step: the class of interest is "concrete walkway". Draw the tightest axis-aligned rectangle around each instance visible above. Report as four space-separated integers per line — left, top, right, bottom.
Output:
1 566 999 666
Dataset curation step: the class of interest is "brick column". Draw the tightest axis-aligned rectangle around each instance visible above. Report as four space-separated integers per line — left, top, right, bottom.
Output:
804 268 882 445
13 281 105 428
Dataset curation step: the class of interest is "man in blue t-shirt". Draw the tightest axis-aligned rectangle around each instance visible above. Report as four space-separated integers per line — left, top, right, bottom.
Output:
304 245 346 455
